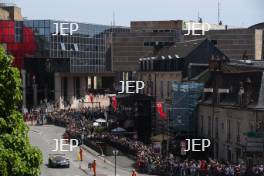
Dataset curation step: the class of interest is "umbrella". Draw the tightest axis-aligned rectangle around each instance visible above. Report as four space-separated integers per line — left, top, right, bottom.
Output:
93 122 99 127
111 127 126 132
95 118 106 123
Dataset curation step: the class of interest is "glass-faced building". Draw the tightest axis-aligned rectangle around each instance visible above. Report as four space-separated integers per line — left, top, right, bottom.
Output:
0 18 129 107
23 20 126 73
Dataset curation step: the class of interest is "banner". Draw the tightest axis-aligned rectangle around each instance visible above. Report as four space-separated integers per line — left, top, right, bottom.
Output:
156 101 167 119
89 95 94 103
112 96 117 112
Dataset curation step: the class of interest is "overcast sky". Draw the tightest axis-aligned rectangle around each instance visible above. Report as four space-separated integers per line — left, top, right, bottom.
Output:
5 0 264 27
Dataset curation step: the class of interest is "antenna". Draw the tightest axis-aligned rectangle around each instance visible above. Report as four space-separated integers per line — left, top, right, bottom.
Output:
113 11 116 27
217 0 221 24
197 10 200 22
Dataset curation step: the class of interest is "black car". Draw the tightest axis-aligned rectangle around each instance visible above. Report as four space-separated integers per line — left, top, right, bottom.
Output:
48 154 70 168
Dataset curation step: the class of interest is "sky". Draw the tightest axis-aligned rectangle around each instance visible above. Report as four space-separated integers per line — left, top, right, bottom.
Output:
4 0 264 27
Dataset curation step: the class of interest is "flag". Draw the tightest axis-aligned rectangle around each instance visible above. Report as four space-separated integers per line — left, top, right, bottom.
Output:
156 101 167 119
89 95 93 103
112 96 117 112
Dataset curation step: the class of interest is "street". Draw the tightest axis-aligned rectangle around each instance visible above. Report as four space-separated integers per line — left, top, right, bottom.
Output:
29 125 155 176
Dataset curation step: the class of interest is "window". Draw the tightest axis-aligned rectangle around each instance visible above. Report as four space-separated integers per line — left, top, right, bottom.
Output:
160 80 164 99
208 116 211 138
60 43 66 51
167 81 170 97
73 43 79 51
211 40 218 45
215 118 219 138
237 121 240 143
201 115 204 136
227 120 231 142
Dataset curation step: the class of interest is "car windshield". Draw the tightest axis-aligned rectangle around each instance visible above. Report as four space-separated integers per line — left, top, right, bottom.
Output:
53 156 66 162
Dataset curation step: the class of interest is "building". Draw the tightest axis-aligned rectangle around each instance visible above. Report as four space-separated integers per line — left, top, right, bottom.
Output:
198 59 264 164
0 4 128 108
22 20 129 108
138 39 228 134
205 27 264 60
0 3 23 21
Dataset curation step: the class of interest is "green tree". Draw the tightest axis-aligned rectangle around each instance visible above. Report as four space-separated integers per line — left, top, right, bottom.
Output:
0 47 43 176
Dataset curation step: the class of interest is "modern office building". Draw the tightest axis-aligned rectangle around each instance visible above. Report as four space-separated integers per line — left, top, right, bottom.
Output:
22 20 129 108
205 27 264 60
0 3 128 108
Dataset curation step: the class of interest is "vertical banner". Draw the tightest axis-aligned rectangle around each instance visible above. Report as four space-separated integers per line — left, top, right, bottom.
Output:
89 94 94 103
112 96 117 112
156 101 167 119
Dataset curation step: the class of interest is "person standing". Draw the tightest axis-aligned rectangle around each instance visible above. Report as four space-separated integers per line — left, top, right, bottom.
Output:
131 169 137 176
79 148 83 161
92 159 96 176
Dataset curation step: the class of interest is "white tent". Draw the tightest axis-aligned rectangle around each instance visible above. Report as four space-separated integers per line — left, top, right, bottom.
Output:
95 118 106 123
93 122 99 127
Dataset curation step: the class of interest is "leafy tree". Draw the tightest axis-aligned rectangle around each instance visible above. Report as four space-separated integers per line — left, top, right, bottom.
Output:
0 47 43 176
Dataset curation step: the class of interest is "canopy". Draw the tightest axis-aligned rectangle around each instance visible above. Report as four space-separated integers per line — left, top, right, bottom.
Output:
95 118 106 123
111 127 126 132
93 122 99 127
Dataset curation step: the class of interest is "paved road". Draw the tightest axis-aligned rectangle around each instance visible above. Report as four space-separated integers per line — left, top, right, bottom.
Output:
29 125 156 176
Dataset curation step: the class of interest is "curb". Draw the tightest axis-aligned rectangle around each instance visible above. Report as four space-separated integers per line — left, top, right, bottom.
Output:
80 145 114 166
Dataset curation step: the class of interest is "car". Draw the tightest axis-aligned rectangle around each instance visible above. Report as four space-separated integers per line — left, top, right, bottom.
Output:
48 154 70 168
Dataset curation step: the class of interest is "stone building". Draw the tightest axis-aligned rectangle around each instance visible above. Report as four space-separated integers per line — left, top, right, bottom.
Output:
198 59 264 165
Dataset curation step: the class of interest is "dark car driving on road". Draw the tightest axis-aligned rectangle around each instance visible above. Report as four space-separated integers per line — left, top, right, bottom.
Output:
48 154 70 168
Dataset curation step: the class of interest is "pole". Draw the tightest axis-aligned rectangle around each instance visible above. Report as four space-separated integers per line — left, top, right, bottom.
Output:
114 153 116 176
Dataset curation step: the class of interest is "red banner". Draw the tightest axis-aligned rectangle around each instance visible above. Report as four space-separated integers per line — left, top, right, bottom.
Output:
89 95 94 103
112 96 117 112
156 101 167 119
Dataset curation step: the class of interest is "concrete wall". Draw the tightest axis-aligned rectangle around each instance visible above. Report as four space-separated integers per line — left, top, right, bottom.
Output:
111 32 180 71
206 29 256 59
0 8 9 20
131 20 183 32
255 29 263 60
0 6 23 20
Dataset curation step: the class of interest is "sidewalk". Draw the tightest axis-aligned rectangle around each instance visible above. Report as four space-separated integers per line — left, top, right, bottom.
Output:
75 144 140 176
75 145 119 176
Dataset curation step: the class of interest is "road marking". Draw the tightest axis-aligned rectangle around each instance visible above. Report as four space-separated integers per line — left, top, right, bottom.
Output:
30 129 41 135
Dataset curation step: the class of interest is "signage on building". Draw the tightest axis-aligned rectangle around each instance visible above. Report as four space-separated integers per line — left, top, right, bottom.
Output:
245 132 264 152
218 88 230 93
203 88 213 92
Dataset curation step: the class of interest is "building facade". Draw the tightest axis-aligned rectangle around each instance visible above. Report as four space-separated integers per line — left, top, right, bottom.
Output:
198 60 264 164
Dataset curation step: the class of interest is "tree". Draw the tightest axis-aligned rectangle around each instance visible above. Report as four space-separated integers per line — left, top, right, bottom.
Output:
0 46 43 176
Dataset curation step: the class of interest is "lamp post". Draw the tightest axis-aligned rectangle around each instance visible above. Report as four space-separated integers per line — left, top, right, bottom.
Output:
81 127 85 145
112 150 119 176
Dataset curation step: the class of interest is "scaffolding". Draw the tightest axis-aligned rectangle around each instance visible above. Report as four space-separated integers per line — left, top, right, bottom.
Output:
169 82 204 136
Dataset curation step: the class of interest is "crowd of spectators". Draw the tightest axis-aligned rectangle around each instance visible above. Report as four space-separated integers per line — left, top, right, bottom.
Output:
25 108 264 176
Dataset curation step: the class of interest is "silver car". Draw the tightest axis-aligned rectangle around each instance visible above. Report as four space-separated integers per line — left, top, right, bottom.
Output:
48 154 70 168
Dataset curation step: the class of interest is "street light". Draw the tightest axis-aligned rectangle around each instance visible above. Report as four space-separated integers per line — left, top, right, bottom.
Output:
81 127 85 145
112 150 119 176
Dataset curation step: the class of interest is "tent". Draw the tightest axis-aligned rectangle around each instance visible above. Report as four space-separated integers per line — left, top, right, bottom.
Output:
95 118 106 123
111 127 126 132
93 122 99 127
